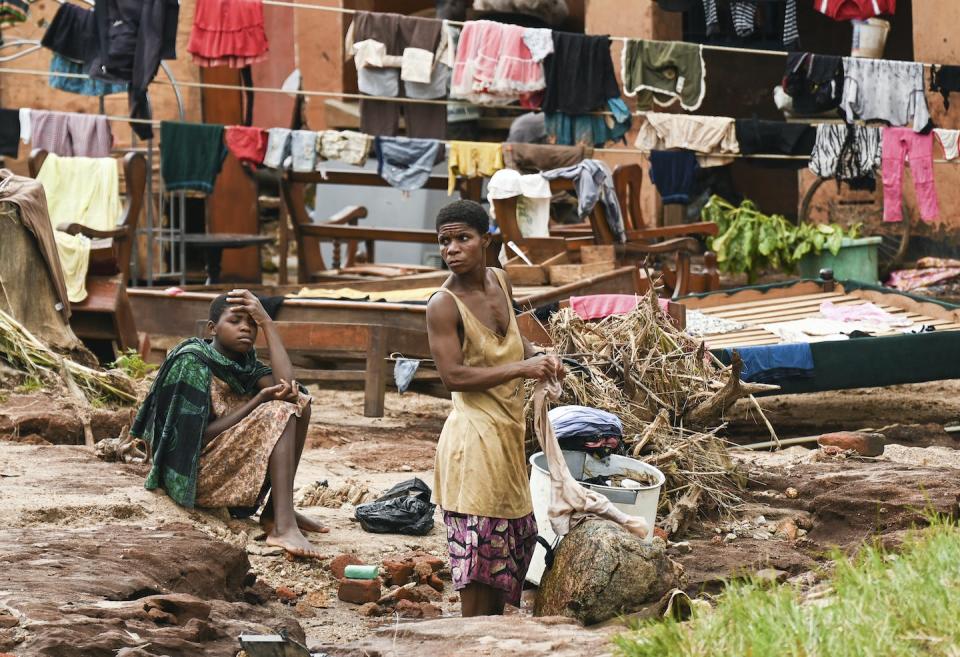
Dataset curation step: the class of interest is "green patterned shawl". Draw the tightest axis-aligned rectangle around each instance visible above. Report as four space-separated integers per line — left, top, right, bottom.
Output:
131 338 271 507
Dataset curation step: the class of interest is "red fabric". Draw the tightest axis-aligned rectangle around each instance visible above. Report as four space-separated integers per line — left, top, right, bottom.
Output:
188 0 269 68
225 126 268 165
814 0 895 21
570 294 642 320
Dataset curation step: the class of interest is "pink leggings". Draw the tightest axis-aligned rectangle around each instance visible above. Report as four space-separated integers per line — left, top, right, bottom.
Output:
882 127 939 223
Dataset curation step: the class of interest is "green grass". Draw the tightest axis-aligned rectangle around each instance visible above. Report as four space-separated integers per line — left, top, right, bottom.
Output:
111 349 156 380
614 516 960 657
14 376 43 394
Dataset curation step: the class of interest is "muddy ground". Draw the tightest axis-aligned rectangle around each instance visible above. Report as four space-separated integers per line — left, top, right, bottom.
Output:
2 381 960 656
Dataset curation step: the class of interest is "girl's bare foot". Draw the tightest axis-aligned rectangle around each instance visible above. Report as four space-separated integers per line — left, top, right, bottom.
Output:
265 527 325 559
260 509 329 535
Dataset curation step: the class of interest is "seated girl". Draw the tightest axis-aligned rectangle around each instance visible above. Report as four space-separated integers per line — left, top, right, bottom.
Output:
131 290 325 558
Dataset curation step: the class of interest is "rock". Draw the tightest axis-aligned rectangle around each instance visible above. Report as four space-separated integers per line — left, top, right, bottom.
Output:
339 578 382 605
243 580 274 605
413 561 434 582
420 602 442 619
275 585 298 602
294 600 315 618
817 431 886 457
0 612 16 629
448 595 459 603
142 593 212 625
754 568 789 584
330 553 364 579
426 574 444 593
246 543 284 557
395 586 429 603
147 607 178 624
382 558 415 586
411 553 445 572
303 590 331 609
776 519 799 541
394 599 424 618
534 519 684 625
358 602 385 617
785 487 799 499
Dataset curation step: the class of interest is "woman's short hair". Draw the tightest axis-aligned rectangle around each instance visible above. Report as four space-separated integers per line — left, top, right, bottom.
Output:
208 294 230 322
435 199 490 235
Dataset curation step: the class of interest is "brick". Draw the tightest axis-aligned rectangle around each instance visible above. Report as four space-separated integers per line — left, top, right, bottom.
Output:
395 586 428 603
381 558 414 586
275 585 298 602
413 562 434 582
394 599 423 618
329 554 364 580
411 553 445 572
338 578 382 605
817 431 885 457
414 584 442 601
426 574 444 593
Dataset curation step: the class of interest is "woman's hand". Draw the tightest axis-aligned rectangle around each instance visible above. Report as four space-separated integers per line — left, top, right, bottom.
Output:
521 354 565 381
257 378 300 404
226 289 271 326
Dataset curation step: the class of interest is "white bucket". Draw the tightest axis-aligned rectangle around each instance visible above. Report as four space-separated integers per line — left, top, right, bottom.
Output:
525 450 665 585
851 18 890 59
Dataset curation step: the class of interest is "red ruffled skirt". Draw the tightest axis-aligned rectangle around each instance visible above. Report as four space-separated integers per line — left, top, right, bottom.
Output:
188 0 269 68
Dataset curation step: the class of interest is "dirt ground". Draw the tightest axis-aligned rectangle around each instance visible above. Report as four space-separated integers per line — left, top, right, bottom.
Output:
2 381 960 655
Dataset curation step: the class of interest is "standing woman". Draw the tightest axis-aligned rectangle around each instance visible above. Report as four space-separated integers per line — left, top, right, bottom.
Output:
426 200 563 616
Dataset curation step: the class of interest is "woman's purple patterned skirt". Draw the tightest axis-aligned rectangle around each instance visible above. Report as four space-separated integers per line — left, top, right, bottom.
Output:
442 510 538 607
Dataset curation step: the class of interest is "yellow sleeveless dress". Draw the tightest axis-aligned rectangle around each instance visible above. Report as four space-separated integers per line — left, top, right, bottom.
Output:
431 268 533 519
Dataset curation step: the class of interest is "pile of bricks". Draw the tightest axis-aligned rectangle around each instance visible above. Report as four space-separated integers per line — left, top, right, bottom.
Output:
334 551 449 619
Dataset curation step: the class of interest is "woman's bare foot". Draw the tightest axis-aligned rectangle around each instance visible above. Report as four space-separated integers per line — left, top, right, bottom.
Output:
260 509 329 535
265 527 325 559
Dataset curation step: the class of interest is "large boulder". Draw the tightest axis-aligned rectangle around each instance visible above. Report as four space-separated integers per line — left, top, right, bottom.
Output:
534 519 685 625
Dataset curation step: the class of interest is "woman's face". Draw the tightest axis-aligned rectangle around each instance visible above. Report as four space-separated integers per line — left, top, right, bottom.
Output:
209 308 257 354
438 222 488 275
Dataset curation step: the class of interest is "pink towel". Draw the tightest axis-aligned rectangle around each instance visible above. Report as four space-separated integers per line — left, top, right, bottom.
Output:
570 294 650 320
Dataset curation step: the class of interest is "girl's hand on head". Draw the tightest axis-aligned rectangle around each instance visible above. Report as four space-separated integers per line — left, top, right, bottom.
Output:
226 289 270 326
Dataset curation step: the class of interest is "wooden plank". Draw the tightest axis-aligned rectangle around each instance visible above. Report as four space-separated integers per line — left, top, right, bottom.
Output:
364 325 387 418
299 224 439 243
851 288 960 322
679 282 829 309
699 294 858 319
548 262 615 286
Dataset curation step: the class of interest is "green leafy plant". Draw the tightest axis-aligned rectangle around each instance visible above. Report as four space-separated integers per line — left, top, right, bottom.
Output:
111 349 156 380
702 196 860 284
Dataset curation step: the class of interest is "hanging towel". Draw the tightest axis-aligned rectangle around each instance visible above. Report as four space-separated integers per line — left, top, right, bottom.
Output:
318 130 373 167
53 231 92 303
160 122 228 194
225 126 268 166
446 141 504 194
724 343 814 384
841 57 930 132
621 39 705 112
542 159 625 243
36 152 121 233
648 150 699 204
188 0 269 68
30 110 113 158
532 379 649 539
502 142 593 174
930 65 960 111
375 136 443 191
0 109 20 158
635 112 739 167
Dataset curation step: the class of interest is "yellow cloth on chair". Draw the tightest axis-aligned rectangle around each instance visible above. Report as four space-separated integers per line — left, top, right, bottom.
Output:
53 231 91 302
447 141 504 194
36 153 121 232
36 153 121 304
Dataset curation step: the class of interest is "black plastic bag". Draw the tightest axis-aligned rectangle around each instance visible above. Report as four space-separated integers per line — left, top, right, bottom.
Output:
354 477 436 535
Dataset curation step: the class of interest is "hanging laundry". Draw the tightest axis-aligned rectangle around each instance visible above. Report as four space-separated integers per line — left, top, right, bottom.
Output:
473 0 570 25
544 99 632 147
375 136 443 191
487 168 552 238
635 112 739 167
507 112 546 143
881 127 938 224
702 0 721 36
621 39 705 112
188 0 269 68
656 0 696 10
345 12 452 139
29 110 113 158
53 231 91 303
809 123 881 189
704 0 798 49
777 52 843 116
447 141 504 194
50 55 129 97
841 57 930 132
543 32 619 115
735 118 815 169
450 20 549 107
569 294 641 320
0 109 20 158
225 126 269 166
290 130 318 173
542 159 625 242
930 65 960 111
88 0 179 141
934 129 960 161
815 0 896 20
502 142 593 174
36 152 121 234
263 128 292 169
18 108 30 145
648 150 699 204
0 0 34 23
160 122 228 194
318 130 373 167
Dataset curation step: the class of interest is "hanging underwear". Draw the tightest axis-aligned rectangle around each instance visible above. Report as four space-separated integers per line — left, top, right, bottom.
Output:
931 65 960 111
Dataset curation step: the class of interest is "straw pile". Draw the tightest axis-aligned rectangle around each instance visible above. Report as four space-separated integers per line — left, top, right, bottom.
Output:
0 307 136 404
537 291 773 531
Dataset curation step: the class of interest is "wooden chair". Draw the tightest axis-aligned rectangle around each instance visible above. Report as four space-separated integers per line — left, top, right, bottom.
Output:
29 149 148 362
611 164 721 296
